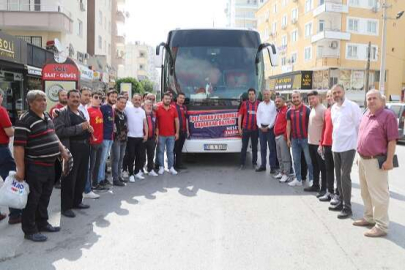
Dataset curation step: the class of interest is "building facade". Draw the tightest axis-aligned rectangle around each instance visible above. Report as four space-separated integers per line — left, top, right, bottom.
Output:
256 0 405 103
111 0 126 79
225 0 260 29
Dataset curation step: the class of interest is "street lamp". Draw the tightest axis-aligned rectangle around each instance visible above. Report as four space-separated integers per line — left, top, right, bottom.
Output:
379 0 404 95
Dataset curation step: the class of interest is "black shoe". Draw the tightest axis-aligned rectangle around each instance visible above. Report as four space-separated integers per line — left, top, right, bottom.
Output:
337 208 353 219
255 166 266 172
54 181 61 189
304 185 320 192
101 180 111 187
25 233 47 242
238 165 244 170
269 169 277 174
329 203 343 212
119 177 128 183
113 180 125 187
319 193 332 202
8 216 21 225
61 210 76 218
316 190 326 198
39 224 61 233
93 184 108 191
73 203 90 209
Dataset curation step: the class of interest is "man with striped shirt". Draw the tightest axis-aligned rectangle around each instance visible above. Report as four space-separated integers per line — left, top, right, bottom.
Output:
14 90 69 242
286 91 313 187
238 88 260 170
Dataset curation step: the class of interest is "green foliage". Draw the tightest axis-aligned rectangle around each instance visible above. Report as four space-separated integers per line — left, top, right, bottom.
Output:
115 77 144 94
140 79 155 94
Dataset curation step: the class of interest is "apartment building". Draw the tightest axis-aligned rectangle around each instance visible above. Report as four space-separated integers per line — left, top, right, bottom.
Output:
0 0 88 62
257 0 405 103
225 0 260 29
111 0 126 79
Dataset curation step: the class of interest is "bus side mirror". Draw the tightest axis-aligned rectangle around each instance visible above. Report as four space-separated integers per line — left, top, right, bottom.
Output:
156 42 175 75
255 43 278 75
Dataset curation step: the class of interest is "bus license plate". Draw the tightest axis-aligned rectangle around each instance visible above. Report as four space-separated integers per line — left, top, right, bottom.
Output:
204 144 227 151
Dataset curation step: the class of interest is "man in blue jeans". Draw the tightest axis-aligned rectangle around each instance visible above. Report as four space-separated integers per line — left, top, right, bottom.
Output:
0 89 22 224
98 89 118 186
286 91 313 187
155 92 179 175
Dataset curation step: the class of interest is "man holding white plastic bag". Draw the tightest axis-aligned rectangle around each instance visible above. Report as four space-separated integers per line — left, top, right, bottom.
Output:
14 90 69 242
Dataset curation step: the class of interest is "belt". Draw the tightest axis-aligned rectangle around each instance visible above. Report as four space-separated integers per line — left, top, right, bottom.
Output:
70 139 88 144
359 154 384 160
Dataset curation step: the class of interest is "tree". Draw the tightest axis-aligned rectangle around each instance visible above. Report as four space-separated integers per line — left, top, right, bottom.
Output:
115 77 144 95
140 79 155 93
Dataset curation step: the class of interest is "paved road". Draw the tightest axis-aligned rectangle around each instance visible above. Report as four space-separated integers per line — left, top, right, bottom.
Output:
1 145 405 270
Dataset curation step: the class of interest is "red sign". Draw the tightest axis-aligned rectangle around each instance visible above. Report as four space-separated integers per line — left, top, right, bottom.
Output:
42 63 80 81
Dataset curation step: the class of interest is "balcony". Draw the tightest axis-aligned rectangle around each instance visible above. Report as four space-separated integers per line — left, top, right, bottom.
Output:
116 9 125 23
115 34 125 46
313 1 348 17
0 3 73 33
311 29 350 43
315 57 341 67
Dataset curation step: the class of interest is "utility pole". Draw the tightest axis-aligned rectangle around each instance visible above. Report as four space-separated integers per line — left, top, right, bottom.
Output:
379 0 389 95
365 42 371 107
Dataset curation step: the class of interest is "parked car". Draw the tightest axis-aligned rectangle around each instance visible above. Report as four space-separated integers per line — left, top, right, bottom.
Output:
386 103 405 142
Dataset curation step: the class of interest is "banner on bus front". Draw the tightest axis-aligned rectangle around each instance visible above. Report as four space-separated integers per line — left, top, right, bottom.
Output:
188 109 240 139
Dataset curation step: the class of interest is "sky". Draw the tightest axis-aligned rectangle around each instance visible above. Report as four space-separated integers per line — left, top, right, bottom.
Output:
124 0 228 47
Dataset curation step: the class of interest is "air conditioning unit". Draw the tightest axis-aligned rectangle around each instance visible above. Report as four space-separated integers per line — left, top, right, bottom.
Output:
291 18 298 24
371 6 378 13
329 41 338 49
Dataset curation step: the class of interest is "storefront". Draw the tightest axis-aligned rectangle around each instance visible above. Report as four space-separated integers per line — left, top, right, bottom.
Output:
26 43 54 92
0 31 27 123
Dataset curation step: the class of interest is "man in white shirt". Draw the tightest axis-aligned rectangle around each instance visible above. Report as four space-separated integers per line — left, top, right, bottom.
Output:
125 94 148 182
256 89 278 173
329 84 362 219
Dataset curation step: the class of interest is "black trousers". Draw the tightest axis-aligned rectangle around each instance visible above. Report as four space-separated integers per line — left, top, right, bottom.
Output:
174 132 186 168
324 146 337 194
127 137 144 176
61 142 90 212
301 150 307 180
144 138 156 172
22 163 55 235
240 129 258 166
309 144 326 191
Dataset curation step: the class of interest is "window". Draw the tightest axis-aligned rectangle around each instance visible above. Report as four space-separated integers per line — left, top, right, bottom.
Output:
98 36 102 49
273 3 277 13
139 64 144 70
291 8 298 20
291 52 297 64
348 19 359 32
319 20 325 32
349 0 360 5
347 45 358 58
282 0 287 7
367 46 378 60
16 36 42 47
291 29 298 42
281 57 287 66
272 22 277 34
304 47 312 61
99 10 103 25
305 23 313 37
368 0 377 7
77 19 83 37
367 21 377 34
282 15 287 27
319 0 325 5
282 35 287 46
305 0 312 13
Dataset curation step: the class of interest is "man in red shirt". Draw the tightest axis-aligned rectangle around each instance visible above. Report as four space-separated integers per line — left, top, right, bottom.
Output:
238 88 260 170
274 96 291 183
0 89 22 224
173 93 189 170
155 92 179 175
49 89 67 118
87 91 105 191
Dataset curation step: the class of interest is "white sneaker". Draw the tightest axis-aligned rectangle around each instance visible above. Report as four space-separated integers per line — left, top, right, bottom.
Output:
274 173 283 179
122 171 129 178
309 180 313 187
129 175 136 183
135 172 145 180
169 167 178 175
288 178 302 186
279 175 289 183
83 191 100 199
149 170 158 177
158 166 165 175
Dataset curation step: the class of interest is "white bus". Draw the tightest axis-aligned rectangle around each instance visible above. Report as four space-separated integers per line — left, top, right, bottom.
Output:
156 29 277 153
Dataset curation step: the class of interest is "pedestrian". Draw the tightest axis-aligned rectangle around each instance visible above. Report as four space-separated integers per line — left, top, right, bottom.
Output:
355 89 398 237
0 88 22 224
146 93 156 104
318 90 338 203
49 89 67 118
14 90 69 242
156 92 180 175
54 89 92 218
125 94 148 182
305 91 327 198
273 96 291 183
87 91 106 193
255 89 277 173
144 100 158 176
238 88 260 170
329 84 362 219
111 95 128 186
174 93 189 170
286 91 313 187
98 90 118 187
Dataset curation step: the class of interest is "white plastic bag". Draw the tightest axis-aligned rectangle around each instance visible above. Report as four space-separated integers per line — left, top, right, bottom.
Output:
0 171 30 209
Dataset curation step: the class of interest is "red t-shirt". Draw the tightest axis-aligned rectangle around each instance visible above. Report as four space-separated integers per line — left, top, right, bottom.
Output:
274 105 288 137
0 106 12 144
155 105 178 136
321 107 333 146
49 103 64 118
88 106 104 144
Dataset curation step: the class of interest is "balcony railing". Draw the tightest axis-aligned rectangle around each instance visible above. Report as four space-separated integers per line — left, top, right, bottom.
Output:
313 1 348 17
311 29 350 43
0 3 72 19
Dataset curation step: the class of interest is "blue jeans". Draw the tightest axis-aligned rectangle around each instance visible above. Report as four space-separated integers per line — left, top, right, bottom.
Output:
0 145 22 218
259 128 277 169
111 141 127 181
291 138 313 182
98 140 113 183
158 136 175 169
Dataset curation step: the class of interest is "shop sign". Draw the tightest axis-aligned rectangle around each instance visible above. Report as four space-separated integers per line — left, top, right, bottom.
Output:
14 73 23 81
301 71 313 89
275 76 294 90
79 65 94 81
0 32 25 64
27 66 42 76
42 63 80 81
